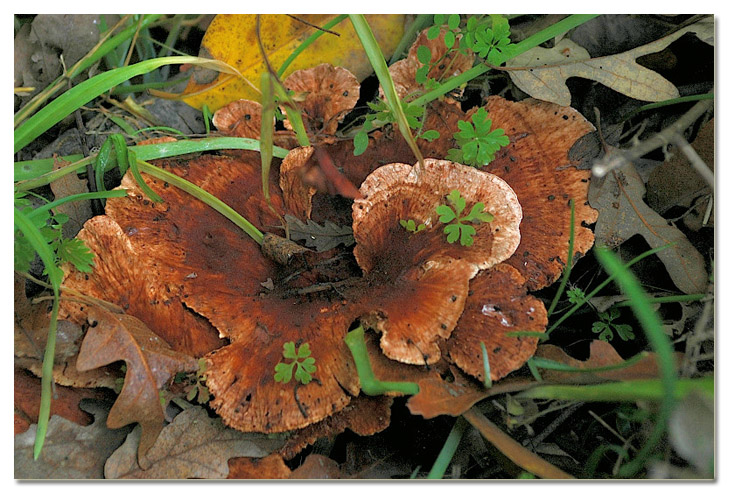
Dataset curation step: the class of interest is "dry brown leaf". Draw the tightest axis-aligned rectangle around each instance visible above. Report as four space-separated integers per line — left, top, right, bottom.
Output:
49 155 92 238
14 367 113 435
15 399 131 479
105 406 285 479
535 340 678 383
506 22 712 106
588 159 708 294
646 118 714 231
76 306 198 460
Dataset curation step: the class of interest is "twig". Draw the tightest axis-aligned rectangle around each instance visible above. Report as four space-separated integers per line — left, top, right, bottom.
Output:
286 15 341 36
524 401 583 448
592 96 713 178
462 407 573 479
587 409 638 453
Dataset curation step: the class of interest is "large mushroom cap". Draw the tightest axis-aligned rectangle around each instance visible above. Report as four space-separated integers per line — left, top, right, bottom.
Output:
350 159 522 365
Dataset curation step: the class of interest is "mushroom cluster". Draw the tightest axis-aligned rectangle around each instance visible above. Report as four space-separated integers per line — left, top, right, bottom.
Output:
62 31 597 441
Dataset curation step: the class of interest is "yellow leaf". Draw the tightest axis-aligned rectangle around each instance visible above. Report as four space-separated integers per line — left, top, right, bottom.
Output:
181 14 406 111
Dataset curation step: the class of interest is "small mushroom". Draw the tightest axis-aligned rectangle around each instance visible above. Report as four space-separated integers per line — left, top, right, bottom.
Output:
386 26 475 102
283 63 360 138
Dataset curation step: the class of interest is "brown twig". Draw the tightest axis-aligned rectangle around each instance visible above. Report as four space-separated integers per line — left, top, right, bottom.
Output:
592 95 714 178
286 15 341 36
462 407 574 479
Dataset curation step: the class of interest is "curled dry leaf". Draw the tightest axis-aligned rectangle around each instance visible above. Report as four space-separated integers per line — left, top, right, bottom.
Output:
105 406 285 479
228 453 342 479
50 154 91 239
76 306 198 460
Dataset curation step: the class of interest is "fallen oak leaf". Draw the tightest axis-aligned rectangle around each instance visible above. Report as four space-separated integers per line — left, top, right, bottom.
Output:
15 399 131 479
506 21 712 106
105 406 285 479
76 306 198 462
533 340 680 384
588 160 708 294
282 213 355 252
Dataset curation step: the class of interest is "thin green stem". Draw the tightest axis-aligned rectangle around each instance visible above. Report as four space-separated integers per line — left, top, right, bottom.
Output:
136 160 264 245
344 326 420 396
611 293 708 308
529 352 650 374
621 93 715 121
595 247 678 478
427 417 468 479
547 199 575 316
546 243 674 337
25 190 128 224
390 14 434 64
349 14 425 171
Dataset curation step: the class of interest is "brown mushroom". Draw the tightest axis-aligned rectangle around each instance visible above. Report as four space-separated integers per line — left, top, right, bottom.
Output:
386 26 474 102
283 63 360 139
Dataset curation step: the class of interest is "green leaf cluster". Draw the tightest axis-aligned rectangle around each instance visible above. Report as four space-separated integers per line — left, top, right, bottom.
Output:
446 107 509 167
354 100 439 156
274 342 317 385
14 194 94 275
592 307 636 342
566 287 587 304
399 219 426 233
463 15 513 65
436 189 493 246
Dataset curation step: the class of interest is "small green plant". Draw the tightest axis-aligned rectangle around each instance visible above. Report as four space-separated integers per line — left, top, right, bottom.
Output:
400 219 426 233
354 99 439 156
446 107 509 167
592 307 635 342
436 189 493 246
566 287 587 305
14 194 95 275
274 341 317 385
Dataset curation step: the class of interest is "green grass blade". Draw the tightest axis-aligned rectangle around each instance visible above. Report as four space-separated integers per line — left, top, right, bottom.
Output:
14 14 163 127
14 207 63 460
278 15 348 77
136 160 264 245
15 56 237 153
260 72 275 205
426 417 468 479
528 352 650 374
594 246 678 477
15 137 288 184
518 377 711 402
25 190 128 225
344 326 420 396
349 14 425 170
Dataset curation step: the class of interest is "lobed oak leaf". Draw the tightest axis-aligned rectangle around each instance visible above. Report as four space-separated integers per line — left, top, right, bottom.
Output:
105 406 285 479
76 306 198 461
15 399 131 479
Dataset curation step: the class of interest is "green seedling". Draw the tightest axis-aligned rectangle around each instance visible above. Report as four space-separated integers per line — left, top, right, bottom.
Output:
274 342 317 385
592 307 636 342
447 107 509 167
400 219 426 233
566 287 587 304
436 189 493 246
